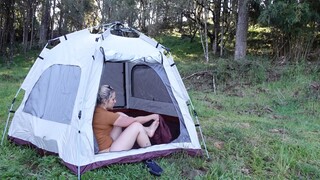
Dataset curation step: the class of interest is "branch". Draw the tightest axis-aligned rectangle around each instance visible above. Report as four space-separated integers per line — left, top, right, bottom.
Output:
182 71 212 80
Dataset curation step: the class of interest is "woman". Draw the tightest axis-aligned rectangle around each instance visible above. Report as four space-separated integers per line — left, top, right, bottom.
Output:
93 85 160 153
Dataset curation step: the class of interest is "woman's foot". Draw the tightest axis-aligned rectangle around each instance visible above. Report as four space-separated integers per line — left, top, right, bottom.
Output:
145 120 159 138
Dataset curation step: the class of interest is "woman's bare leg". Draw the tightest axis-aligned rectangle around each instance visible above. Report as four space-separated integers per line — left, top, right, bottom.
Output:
110 122 149 151
110 121 159 152
110 126 123 141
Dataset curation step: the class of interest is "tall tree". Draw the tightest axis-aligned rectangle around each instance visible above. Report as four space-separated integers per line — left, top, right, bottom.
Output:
213 0 221 55
202 0 209 62
234 0 249 60
100 0 137 26
0 0 15 66
137 0 149 32
39 0 51 48
50 0 57 39
16 0 36 53
259 0 319 61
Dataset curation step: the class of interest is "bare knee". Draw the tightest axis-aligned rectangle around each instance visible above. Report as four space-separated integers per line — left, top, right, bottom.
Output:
129 122 144 130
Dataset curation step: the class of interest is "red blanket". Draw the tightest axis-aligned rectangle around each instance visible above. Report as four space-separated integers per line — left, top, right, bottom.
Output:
150 115 172 144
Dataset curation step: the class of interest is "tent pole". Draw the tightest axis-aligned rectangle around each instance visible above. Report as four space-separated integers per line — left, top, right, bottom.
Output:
188 100 210 159
1 88 22 146
78 166 81 180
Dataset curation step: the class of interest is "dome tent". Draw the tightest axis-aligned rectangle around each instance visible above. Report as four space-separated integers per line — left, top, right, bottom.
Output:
2 22 208 177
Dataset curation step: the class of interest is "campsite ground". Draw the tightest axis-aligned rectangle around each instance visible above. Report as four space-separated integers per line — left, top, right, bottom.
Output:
0 36 319 179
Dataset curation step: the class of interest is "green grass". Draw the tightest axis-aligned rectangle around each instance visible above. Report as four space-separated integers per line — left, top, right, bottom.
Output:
1 38 320 179
187 60 320 179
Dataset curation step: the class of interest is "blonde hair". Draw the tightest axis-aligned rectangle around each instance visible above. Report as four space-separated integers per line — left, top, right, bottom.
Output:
97 85 115 105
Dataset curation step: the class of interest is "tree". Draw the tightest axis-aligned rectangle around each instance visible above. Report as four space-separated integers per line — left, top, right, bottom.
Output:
259 0 319 61
0 0 15 66
0 0 318 63
234 0 249 60
100 0 137 27
212 0 221 55
39 0 51 48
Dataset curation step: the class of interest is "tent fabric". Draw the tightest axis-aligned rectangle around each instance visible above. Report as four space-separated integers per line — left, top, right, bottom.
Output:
23 64 81 124
100 33 162 63
7 23 202 175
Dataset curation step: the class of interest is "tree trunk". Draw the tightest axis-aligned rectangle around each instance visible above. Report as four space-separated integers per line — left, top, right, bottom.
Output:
58 1 64 36
50 0 56 39
7 0 15 67
213 0 221 55
29 5 36 50
204 0 209 62
22 8 30 54
3 0 15 67
96 0 104 23
39 0 51 48
0 8 5 57
234 0 249 61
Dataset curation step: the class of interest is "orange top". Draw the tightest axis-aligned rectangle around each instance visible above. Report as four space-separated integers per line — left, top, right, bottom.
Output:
93 106 120 151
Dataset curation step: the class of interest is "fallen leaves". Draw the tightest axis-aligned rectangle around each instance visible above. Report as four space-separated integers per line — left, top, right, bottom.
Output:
241 167 251 175
310 82 320 91
214 141 225 150
237 123 250 129
269 128 287 134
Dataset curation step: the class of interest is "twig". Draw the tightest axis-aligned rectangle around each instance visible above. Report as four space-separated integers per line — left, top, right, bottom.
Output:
182 71 212 80
276 88 286 104
212 74 217 94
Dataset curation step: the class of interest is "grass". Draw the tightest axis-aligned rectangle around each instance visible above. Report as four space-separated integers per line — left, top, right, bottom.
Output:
0 38 320 179
187 60 320 179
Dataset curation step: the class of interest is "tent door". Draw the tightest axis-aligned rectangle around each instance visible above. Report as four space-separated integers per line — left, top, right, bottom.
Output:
99 62 126 108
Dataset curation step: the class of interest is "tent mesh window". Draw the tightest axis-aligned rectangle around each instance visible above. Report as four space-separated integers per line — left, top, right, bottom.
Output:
99 62 126 107
23 64 81 124
131 65 172 103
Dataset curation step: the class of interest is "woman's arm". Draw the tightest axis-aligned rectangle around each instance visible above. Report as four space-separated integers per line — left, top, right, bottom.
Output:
114 113 159 127
134 114 159 124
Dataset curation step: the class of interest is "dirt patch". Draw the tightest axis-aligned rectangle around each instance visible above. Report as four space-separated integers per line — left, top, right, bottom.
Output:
183 71 214 92
237 123 251 129
0 74 24 81
181 167 207 179
214 141 225 150
269 114 288 120
237 105 274 117
200 95 224 110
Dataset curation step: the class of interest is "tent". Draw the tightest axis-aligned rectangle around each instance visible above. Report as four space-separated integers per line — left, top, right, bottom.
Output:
2 22 208 176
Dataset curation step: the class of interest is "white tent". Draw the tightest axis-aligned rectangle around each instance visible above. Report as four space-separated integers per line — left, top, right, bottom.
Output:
2 22 208 176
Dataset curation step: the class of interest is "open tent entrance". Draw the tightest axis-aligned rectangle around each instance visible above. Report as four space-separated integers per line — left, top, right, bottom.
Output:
98 61 185 146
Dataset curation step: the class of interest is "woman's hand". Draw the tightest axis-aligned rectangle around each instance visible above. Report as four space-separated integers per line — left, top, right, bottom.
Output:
152 114 160 122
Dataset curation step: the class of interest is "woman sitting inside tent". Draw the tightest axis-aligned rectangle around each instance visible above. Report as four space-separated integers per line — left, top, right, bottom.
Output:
93 85 160 153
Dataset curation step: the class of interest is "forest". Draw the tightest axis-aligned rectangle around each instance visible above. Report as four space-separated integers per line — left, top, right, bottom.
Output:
0 0 319 65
